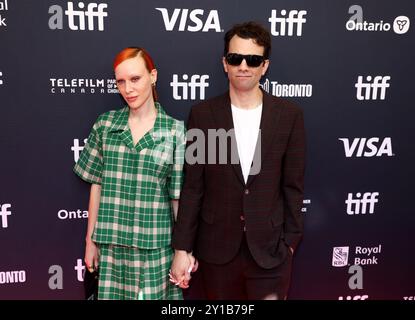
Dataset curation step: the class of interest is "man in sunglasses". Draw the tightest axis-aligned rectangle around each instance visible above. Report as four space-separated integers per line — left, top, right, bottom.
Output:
171 21 305 300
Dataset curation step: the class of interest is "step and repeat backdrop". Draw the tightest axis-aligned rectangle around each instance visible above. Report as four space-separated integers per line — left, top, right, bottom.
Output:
0 0 414 300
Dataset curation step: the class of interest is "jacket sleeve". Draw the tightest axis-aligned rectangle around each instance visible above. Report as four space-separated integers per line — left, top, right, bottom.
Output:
282 108 306 251
171 107 205 252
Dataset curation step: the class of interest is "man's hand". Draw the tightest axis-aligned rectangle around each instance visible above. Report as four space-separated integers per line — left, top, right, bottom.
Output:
170 250 198 289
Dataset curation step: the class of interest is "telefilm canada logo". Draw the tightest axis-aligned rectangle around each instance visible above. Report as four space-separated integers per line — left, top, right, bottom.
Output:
346 5 410 34
261 79 313 98
0 0 8 28
50 77 119 94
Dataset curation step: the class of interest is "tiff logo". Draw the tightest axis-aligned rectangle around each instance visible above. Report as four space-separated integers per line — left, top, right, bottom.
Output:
0 203 12 228
74 258 86 282
171 74 209 100
72 138 87 163
156 8 221 32
269 9 307 36
355 76 390 100
0 71 3 85
48 2 108 31
345 192 379 215
339 295 369 300
339 137 393 157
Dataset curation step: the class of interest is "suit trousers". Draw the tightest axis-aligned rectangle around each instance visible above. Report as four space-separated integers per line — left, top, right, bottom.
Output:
198 234 293 300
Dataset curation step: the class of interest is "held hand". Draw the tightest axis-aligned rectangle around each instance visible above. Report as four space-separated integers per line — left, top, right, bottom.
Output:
170 250 191 288
85 239 99 273
177 253 199 289
188 253 199 273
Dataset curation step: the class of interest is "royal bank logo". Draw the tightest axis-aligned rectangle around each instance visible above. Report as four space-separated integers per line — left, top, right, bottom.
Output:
0 203 12 229
333 245 382 267
354 245 381 265
347 5 410 35
269 9 307 36
50 77 119 94
156 8 222 32
170 74 209 100
48 2 108 31
261 79 312 97
332 246 349 267
0 0 8 28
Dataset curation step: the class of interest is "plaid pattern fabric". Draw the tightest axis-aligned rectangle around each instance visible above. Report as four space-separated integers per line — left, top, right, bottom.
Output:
98 244 182 300
74 103 185 249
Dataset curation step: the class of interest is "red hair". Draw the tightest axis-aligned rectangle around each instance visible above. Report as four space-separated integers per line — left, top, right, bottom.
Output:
113 47 158 101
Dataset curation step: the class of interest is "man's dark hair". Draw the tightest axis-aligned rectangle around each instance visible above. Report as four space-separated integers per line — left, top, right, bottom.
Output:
224 21 271 59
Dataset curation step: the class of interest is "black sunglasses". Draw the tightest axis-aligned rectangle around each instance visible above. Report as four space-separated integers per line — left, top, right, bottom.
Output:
225 53 265 67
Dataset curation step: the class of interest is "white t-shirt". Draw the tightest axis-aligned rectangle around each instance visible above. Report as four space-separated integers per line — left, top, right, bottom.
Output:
231 104 263 183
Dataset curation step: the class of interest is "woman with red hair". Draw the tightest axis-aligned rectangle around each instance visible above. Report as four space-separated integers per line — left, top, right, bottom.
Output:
74 47 195 299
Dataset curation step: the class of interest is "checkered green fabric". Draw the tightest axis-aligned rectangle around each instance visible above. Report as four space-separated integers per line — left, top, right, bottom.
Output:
98 244 182 300
74 103 185 249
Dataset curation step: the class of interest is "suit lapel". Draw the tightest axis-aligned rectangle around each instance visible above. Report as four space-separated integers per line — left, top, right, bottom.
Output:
210 92 245 186
246 91 281 187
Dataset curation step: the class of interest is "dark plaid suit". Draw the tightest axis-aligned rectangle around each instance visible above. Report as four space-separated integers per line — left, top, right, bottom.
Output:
172 90 305 299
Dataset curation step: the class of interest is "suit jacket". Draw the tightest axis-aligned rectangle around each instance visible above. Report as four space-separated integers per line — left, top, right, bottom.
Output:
172 90 305 269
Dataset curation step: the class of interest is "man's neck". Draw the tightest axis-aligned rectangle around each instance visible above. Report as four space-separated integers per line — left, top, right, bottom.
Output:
229 86 263 109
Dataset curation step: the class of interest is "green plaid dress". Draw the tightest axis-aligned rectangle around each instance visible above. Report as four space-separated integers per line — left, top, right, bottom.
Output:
74 103 185 300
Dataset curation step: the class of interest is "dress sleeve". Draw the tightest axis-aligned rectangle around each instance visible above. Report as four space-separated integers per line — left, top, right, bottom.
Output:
73 117 103 185
167 120 185 199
